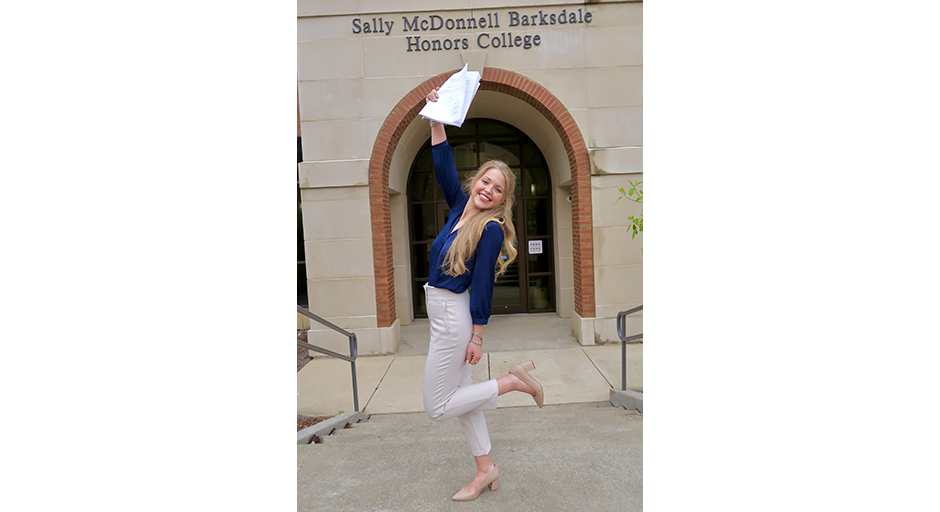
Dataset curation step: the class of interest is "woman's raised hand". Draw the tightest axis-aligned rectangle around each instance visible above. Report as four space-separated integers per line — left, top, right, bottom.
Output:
426 87 440 103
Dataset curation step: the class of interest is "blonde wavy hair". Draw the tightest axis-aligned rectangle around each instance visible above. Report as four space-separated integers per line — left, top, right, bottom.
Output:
442 160 518 278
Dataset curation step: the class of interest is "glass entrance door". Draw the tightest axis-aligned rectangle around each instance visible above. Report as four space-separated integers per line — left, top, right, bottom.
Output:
407 119 554 318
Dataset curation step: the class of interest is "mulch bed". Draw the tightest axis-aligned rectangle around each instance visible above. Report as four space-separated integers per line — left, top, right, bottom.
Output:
297 414 332 445
297 415 333 431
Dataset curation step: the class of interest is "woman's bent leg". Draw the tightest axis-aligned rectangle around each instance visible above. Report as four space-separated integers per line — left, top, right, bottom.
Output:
423 286 498 455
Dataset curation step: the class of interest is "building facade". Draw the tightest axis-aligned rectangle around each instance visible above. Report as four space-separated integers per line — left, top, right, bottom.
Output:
298 0 643 355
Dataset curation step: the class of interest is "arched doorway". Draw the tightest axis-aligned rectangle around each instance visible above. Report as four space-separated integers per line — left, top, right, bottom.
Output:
407 118 555 319
369 67 595 329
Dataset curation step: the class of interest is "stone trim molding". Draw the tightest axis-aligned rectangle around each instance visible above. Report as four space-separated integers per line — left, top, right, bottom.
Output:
368 68 595 327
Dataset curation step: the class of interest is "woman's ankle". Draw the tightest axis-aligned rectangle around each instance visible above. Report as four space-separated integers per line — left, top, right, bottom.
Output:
474 454 495 475
496 373 534 396
496 374 514 395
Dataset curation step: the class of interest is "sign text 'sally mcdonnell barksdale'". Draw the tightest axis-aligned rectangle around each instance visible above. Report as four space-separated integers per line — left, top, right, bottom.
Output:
350 8 595 52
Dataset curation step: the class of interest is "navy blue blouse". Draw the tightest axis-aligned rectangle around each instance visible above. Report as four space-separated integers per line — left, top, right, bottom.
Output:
427 140 505 325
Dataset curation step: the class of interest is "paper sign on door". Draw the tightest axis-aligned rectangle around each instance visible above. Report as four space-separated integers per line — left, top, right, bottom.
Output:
528 240 543 254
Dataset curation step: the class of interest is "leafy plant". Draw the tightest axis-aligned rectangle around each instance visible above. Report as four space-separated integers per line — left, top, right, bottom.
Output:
615 179 643 243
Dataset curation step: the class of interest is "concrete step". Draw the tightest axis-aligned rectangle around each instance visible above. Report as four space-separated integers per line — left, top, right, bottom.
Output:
298 402 642 511
317 420 380 446
297 411 369 445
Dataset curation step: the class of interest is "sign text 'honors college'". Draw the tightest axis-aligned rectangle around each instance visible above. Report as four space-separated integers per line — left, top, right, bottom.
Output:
350 8 594 52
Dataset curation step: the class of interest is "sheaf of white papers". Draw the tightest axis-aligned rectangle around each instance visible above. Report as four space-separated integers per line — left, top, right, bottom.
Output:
419 63 481 128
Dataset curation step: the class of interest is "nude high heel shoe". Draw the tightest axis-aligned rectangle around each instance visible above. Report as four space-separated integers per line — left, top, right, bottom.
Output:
452 464 499 501
510 360 544 408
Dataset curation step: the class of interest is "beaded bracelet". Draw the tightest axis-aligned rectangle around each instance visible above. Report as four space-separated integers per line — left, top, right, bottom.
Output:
472 331 484 342
429 119 440 127
470 339 483 346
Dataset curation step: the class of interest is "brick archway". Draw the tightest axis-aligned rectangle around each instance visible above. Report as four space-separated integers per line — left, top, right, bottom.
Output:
369 68 595 328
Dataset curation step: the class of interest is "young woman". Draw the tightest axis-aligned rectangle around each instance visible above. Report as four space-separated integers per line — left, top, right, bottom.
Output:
422 87 545 501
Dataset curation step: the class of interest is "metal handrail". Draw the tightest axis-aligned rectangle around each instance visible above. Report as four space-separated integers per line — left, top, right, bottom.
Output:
616 305 643 391
297 306 359 412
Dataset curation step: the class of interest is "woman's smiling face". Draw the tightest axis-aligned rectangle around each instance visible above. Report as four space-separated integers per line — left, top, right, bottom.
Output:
470 169 507 211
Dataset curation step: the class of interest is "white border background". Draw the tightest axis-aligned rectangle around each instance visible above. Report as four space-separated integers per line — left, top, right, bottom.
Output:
3 1 939 510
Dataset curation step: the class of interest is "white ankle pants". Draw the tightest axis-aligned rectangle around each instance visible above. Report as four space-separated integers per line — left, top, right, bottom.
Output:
423 284 499 457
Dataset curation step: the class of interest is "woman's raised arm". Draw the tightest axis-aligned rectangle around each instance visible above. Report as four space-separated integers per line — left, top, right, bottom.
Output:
427 87 447 145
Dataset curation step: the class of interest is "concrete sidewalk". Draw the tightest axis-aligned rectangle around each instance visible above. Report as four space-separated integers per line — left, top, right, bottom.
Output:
297 313 642 417
298 403 643 511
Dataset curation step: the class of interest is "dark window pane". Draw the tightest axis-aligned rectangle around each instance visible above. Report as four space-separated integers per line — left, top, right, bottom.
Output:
525 198 551 236
493 259 521 307
480 140 520 166
453 142 478 168
478 120 515 136
449 123 476 138
413 147 434 170
511 167 523 196
528 275 553 310
526 240 553 274
298 263 308 307
409 172 435 201
524 167 551 196
414 281 428 317
412 244 431 279
412 203 437 241
522 143 545 167
298 189 306 260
